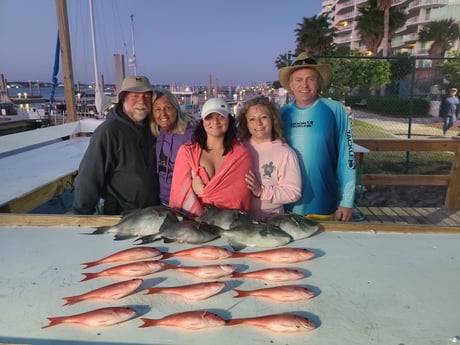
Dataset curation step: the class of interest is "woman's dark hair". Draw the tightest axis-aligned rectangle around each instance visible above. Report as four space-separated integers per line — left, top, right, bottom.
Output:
192 115 237 155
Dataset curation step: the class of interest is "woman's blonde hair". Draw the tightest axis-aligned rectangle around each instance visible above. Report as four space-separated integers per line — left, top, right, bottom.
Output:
150 88 196 137
237 96 285 143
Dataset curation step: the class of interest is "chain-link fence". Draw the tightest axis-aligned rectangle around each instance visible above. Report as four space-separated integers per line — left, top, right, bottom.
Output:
314 55 460 177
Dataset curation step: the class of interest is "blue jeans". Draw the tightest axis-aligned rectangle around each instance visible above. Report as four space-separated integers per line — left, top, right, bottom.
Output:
443 115 455 135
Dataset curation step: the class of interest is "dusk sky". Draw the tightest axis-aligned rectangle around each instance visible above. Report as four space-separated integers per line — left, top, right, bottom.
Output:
0 0 323 87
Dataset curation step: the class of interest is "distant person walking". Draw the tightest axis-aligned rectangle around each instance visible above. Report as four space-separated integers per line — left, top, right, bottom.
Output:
440 87 459 136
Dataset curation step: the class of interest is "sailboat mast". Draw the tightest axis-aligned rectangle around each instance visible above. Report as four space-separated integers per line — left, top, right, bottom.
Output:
89 0 103 114
130 14 137 76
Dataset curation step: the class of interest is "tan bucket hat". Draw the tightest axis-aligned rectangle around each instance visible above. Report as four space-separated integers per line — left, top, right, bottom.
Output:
278 52 332 93
115 75 154 103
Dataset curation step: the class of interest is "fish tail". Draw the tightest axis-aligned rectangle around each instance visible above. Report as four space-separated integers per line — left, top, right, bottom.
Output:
81 261 98 269
225 318 245 326
41 317 64 328
144 287 160 295
62 296 82 306
232 289 249 298
138 317 159 328
161 262 176 270
159 252 173 259
231 271 243 278
228 252 245 258
80 272 98 282
91 226 112 234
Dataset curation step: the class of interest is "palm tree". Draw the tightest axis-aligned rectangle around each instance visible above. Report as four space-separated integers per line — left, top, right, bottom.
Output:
378 0 392 57
355 0 406 56
294 14 336 56
275 52 294 69
418 19 460 60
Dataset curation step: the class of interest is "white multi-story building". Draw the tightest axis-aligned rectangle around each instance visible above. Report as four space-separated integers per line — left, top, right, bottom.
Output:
321 0 460 64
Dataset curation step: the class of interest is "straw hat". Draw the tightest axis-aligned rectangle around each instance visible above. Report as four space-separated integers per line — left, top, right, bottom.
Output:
278 52 332 93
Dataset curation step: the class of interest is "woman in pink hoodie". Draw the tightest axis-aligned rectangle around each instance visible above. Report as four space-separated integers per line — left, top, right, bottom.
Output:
238 96 301 220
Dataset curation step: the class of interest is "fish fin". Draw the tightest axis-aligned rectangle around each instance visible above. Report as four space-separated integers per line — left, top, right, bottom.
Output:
144 287 159 295
134 235 158 244
62 296 81 306
159 212 180 230
80 272 98 282
81 261 98 269
41 317 63 328
162 237 176 243
138 317 157 328
120 208 142 219
114 233 137 241
228 240 246 252
91 226 112 234
232 289 248 298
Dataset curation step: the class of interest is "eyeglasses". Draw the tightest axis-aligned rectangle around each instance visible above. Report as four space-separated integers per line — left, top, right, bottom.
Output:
292 58 318 66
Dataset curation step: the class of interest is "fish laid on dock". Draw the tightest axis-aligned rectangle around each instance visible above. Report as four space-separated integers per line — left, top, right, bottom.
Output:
218 221 292 250
226 313 316 333
164 263 237 279
144 281 226 300
161 245 234 261
197 204 254 230
264 213 320 240
90 205 182 240
136 220 221 245
139 310 226 330
232 267 305 282
232 285 315 302
230 247 316 263
82 246 163 269
81 261 168 281
62 278 143 306
42 306 137 328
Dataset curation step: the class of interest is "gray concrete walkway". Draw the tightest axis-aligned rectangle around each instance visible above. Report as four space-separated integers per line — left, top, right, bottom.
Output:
351 108 458 138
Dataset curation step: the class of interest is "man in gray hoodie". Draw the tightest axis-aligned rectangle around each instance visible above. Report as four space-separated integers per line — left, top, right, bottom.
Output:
73 76 160 214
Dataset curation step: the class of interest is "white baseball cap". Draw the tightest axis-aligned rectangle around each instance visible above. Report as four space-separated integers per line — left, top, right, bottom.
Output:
201 98 230 119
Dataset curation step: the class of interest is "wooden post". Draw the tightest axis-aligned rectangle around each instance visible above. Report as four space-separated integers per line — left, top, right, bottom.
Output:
445 139 460 209
55 0 77 122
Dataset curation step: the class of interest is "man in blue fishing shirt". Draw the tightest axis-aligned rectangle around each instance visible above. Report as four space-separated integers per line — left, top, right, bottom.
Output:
278 53 356 222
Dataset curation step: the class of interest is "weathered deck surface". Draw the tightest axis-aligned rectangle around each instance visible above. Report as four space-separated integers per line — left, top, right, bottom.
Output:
1 207 460 234
356 206 460 227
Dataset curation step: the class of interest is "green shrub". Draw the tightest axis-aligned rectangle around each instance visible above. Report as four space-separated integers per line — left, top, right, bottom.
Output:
346 96 429 116
366 96 430 116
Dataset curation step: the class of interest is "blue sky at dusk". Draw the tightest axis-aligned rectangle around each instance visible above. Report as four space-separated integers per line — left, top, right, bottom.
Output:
0 0 323 86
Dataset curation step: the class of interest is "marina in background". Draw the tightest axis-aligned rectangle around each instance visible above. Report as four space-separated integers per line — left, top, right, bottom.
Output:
1 77 283 135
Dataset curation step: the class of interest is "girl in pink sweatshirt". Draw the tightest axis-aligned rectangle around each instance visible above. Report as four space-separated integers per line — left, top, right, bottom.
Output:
238 96 301 220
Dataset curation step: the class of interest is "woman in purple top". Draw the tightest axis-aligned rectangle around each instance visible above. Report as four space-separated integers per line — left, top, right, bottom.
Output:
150 89 197 205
